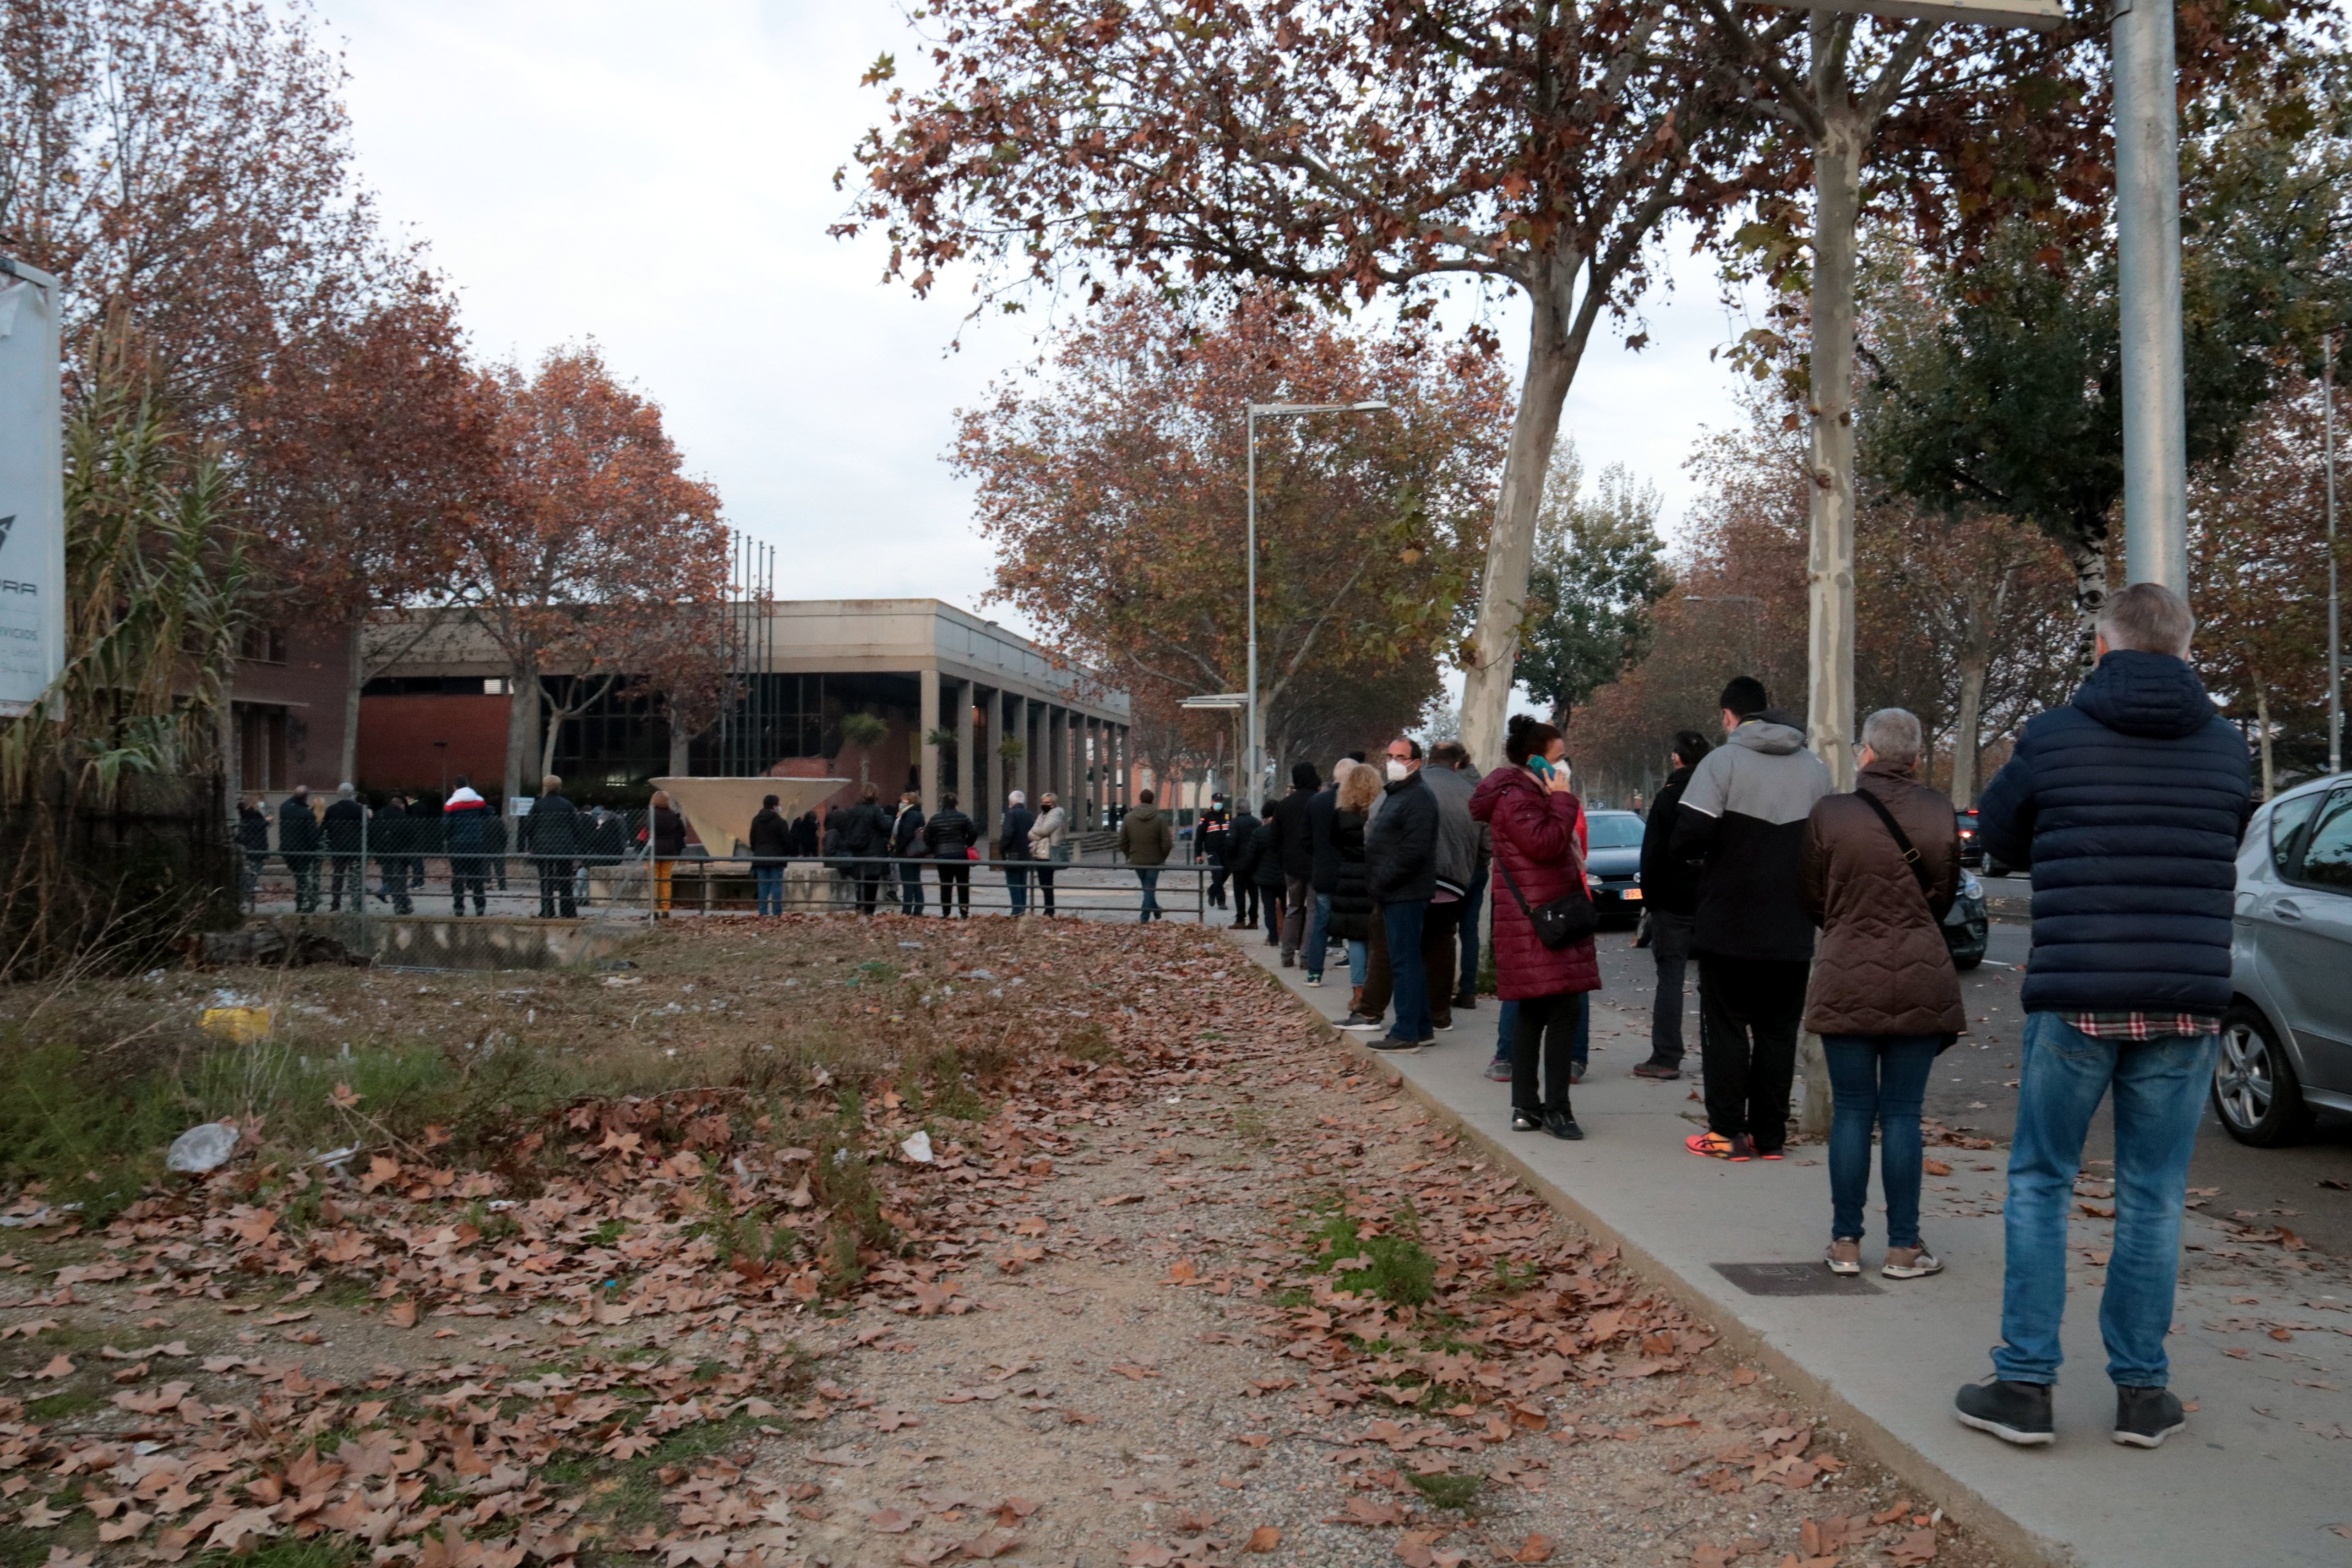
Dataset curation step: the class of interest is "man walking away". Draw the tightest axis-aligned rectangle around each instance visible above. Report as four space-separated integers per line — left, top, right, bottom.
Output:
999 791 1036 915
443 779 492 916
524 776 582 918
1198 794 1232 909
1419 745 1479 1030
1224 800 1262 929
1243 804 1285 942
923 792 977 917
1117 788 1175 920
1364 737 1440 1052
1272 764 1319 966
1431 743 1488 1014
1303 763 1348 985
1803 710 1961 1282
323 785 367 913
892 792 929 916
1670 678 1833 1160
1635 730 1711 1079
1955 582 2250 1451
373 793 411 913
280 785 323 913
1027 792 1066 916
750 793 791 916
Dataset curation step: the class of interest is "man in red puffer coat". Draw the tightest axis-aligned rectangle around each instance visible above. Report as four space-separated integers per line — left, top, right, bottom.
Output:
1470 715 1600 1140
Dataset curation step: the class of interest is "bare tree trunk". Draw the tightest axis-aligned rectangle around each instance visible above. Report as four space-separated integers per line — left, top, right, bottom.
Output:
339 614 367 789
503 663 536 803
1806 107 1864 793
669 733 691 777
2060 527 2110 674
2253 671 2273 799
1460 252 1583 774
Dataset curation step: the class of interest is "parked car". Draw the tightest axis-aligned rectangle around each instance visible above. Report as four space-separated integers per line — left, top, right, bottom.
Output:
2218 772 2352 1146
1580 809 1647 927
1943 870 1988 971
1954 808 1985 868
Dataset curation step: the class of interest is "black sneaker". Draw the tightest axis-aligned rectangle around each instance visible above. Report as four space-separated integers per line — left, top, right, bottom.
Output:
1632 1059 1682 1081
2113 1385 2185 1449
1452 993 1478 1011
1954 1378 2055 1446
1511 1108 1542 1131
1367 1036 1423 1053
1545 1111 1584 1141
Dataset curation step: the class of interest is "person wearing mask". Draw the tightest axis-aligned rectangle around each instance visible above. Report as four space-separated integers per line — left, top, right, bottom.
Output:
1197 794 1233 910
1302 761 1349 986
1419 744 1480 1030
1471 715 1599 1138
323 783 367 912
1634 730 1713 1080
1364 737 1440 1052
443 778 493 916
1670 677 1834 1161
1328 763 1381 1018
1223 799 1262 930
750 793 792 917
1244 800 1286 942
1431 743 1489 1015
835 784 893 917
643 789 687 917
923 792 978 917
237 796 273 909
1027 792 1068 916
1482 773 1591 1084
522 775 582 918
279 787 324 913
1802 708 1962 1282
1954 584 2251 1451
892 792 930 916
1115 788 1174 921
1271 763 1320 967
999 790 1036 916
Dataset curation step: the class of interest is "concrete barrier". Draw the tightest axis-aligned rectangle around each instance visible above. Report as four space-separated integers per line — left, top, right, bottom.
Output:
228 914 646 971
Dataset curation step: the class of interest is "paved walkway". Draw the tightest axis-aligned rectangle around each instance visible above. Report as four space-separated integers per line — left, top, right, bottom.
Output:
1221 927 2352 1568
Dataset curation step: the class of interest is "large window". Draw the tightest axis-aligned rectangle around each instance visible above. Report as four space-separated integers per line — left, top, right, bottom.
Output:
546 677 668 791
2292 789 2352 894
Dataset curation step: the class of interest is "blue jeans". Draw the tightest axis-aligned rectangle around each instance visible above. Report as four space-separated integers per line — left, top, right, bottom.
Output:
1135 867 1160 918
1457 867 1487 998
755 863 785 917
1495 994 1587 1065
1306 892 1333 976
1381 900 1431 1043
1993 1014 2215 1388
1822 1035 1939 1248
1347 939 1367 988
1005 864 1029 915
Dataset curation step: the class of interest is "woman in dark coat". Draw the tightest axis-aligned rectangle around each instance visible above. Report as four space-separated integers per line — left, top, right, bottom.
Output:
1327 763 1380 1019
1469 715 1600 1141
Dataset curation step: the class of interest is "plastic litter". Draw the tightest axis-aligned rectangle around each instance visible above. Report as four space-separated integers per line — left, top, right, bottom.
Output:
900 1131 935 1164
166 1122 239 1173
199 1006 271 1044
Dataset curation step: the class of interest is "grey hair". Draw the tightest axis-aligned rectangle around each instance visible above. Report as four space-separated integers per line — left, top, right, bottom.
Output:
2098 580 2195 658
1860 707 1924 769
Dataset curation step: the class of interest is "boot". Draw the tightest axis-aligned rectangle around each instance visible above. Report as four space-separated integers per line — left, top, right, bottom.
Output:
1348 986 1364 1015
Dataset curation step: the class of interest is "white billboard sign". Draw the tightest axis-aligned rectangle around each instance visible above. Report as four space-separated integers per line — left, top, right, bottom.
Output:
0 258 64 720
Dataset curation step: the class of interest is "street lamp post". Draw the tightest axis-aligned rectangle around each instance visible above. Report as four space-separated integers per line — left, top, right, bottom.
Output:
1244 401 1389 805
2328 332 2342 776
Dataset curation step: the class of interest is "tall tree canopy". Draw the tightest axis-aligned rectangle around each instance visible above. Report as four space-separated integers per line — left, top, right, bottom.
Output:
1513 443 1672 731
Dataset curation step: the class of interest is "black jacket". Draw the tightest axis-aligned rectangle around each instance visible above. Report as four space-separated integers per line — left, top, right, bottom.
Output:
836 802 892 859
1328 808 1373 940
1670 711 1834 962
1272 786 1317 881
1365 771 1439 903
924 808 977 858
793 814 820 856
1245 820 1286 888
1195 806 1230 863
279 801 322 854
1222 810 1260 869
1978 650 2252 1016
649 806 687 858
1308 787 1342 894
238 805 270 854
892 805 929 858
748 807 791 861
998 804 1035 861
525 793 581 857
1638 765 1702 917
323 797 365 854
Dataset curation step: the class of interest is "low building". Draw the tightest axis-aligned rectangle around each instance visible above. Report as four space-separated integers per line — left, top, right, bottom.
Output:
356 599 1133 835
227 620 357 803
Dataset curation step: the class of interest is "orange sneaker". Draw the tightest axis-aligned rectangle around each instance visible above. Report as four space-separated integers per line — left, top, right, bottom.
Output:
1685 1131 1753 1162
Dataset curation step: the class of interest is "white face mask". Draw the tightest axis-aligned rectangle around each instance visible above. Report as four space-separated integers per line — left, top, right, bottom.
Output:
1385 758 1410 782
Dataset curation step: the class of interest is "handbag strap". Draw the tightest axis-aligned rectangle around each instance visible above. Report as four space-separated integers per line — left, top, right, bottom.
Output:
1855 788 1935 900
1493 805 1587 916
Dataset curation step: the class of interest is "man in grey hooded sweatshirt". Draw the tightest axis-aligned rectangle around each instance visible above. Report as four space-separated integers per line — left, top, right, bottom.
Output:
1671 676 1834 1161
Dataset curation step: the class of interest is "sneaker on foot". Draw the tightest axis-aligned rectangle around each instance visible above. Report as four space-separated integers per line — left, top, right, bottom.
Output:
1825 1239 1862 1276
1452 993 1478 1011
2113 1385 2185 1449
1304 974 1324 987
1339 1014 1385 1031
1631 1059 1682 1081
1368 1036 1423 1054
1569 1060 1586 1084
1685 1130 1750 1161
1544 1111 1583 1141
1882 1245 1943 1280
1484 1056 1513 1082
1511 1108 1542 1132
1954 1378 2055 1446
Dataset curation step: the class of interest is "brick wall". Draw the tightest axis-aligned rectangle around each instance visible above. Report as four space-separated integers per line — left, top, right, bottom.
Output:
230 620 355 791
358 693 512 795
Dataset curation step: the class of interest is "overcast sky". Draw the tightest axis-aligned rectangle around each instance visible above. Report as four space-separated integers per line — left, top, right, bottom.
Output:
317 0 1761 638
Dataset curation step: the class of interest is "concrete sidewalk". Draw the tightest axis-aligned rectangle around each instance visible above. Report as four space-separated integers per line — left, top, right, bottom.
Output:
1222 928 2352 1568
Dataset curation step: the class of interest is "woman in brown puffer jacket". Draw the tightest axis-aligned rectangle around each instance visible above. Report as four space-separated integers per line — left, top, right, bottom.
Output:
1801 707 1964 1283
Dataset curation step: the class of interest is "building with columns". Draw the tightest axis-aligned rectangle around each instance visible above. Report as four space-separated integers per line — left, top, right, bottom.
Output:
356 598 1133 832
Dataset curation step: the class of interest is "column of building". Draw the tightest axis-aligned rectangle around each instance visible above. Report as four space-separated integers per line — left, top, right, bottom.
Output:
919 668 942 817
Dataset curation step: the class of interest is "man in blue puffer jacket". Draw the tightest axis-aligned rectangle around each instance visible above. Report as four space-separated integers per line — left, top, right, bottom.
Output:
1955 582 2252 1452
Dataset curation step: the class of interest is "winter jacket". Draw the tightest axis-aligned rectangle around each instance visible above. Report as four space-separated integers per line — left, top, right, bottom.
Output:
1420 761 1478 894
1638 764 1702 918
279 800 324 855
1308 787 1342 894
1245 820 1286 888
648 805 687 859
442 789 489 853
1801 761 1964 1037
1222 810 1260 869
525 793 582 857
237 805 271 855
923 808 978 858
1470 765 1601 1001
1271 786 1317 881
1118 803 1174 866
835 802 892 861
894 804 930 858
1327 808 1374 941
1670 712 1834 963
1028 805 1068 859
323 797 366 854
1977 649 2252 1017
1196 807 1231 864
749 807 791 862
1364 771 1440 904
999 804 1036 861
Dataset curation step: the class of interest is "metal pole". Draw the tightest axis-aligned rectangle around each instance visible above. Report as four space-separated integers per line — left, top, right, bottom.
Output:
2114 0 2188 592
1245 409 1261 812
2329 331 2342 776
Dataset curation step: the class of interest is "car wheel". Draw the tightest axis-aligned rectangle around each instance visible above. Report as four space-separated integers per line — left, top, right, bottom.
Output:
2211 1004 2315 1148
1953 952 1983 972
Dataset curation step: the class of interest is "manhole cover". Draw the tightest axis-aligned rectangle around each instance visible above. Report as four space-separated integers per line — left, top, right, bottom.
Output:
1713 1262 1883 1297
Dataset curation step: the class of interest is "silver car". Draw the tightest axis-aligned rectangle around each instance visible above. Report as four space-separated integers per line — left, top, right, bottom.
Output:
2220 772 2352 1145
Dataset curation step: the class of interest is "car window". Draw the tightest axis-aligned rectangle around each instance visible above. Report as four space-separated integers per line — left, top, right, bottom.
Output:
1585 814 1646 850
2269 790 2323 874
2290 789 2352 892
